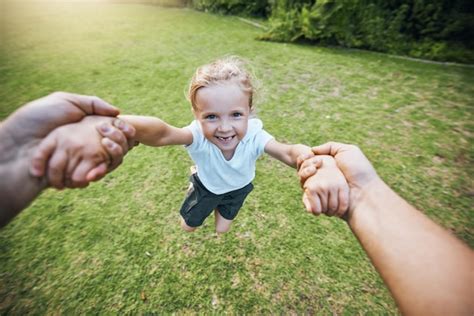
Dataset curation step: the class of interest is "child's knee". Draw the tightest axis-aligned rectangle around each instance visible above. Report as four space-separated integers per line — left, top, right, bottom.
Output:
180 218 197 232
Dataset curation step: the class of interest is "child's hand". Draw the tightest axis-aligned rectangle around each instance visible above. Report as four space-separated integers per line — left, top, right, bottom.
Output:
296 152 320 187
29 116 135 189
298 155 350 218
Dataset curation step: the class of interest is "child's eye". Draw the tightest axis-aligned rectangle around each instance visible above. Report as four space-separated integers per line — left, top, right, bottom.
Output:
232 112 243 118
205 114 217 120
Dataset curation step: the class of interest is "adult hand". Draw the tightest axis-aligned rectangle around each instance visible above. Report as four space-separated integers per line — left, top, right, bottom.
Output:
0 92 131 226
29 115 136 189
299 142 380 217
2 92 120 145
312 142 378 190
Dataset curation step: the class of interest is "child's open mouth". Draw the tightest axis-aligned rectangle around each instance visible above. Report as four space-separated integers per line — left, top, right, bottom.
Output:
216 135 235 144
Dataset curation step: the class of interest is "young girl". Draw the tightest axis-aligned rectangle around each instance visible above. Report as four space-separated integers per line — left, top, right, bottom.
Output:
117 57 349 232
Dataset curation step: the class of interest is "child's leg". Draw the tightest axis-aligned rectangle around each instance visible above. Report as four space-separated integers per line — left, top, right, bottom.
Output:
214 209 233 233
214 182 254 234
180 217 197 232
179 174 218 233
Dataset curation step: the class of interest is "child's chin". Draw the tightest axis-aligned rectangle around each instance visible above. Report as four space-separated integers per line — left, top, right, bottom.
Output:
216 142 237 151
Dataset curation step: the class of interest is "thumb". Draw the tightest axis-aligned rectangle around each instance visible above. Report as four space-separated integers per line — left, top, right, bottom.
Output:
312 141 343 156
66 93 120 117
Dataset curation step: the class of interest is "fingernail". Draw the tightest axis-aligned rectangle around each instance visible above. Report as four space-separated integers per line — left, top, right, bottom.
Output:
100 124 110 133
106 140 116 149
115 119 124 128
115 119 128 131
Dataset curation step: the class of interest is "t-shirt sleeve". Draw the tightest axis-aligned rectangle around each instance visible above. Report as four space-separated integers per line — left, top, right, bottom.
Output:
255 128 274 157
183 120 201 152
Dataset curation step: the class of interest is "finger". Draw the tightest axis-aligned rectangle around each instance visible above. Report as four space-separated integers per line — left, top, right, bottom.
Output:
47 150 68 189
101 138 124 171
97 122 128 155
113 118 136 147
299 156 324 172
86 162 108 182
29 135 57 177
314 158 323 168
71 159 98 185
296 152 314 171
302 192 312 213
336 185 350 218
312 142 345 156
299 165 317 188
298 157 323 188
64 156 82 188
318 190 328 215
306 189 322 216
327 188 339 216
61 92 120 116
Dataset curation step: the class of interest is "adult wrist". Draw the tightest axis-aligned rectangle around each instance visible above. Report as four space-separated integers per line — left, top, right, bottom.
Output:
345 176 385 225
0 131 48 227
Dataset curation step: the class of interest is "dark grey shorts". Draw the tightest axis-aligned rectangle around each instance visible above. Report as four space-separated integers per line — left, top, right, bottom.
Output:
179 174 254 228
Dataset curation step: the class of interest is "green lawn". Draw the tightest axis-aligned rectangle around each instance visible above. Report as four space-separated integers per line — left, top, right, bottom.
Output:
1 1 473 314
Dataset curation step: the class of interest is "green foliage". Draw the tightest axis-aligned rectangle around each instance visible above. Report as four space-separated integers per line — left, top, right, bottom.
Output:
261 0 474 63
191 0 270 17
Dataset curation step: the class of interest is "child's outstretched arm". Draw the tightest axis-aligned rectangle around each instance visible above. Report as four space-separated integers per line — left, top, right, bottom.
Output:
118 115 192 147
264 139 314 168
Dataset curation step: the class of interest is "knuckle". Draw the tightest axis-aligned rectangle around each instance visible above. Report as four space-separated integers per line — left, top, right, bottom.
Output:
50 91 66 98
113 146 124 157
316 184 328 192
49 165 61 175
348 144 359 151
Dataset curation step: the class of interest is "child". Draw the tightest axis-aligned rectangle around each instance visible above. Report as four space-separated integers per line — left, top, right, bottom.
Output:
117 57 349 232
33 57 349 231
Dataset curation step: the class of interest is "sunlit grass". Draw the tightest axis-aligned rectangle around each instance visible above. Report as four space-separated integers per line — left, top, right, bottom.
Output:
0 1 473 314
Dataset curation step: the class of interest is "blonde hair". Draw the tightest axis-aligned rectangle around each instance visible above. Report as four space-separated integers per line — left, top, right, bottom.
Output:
188 56 254 110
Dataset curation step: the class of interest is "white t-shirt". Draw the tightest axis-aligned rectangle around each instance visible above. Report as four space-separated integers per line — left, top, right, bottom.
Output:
184 118 274 194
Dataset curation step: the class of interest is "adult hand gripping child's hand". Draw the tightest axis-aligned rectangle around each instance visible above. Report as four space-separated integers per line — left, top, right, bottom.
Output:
297 154 350 218
29 115 136 189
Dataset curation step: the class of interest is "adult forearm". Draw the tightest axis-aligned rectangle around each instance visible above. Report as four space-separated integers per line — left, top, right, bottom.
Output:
348 179 474 315
0 142 47 227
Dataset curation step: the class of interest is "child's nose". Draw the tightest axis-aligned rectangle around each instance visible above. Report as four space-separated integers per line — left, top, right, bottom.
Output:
218 120 232 132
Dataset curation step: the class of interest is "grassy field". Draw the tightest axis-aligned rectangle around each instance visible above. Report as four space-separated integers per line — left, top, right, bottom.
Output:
0 1 473 314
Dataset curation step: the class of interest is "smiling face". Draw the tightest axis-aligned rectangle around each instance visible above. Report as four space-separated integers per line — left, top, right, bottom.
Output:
193 82 251 159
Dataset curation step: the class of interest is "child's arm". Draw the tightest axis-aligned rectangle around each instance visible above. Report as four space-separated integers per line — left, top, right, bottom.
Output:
118 115 192 147
264 139 314 168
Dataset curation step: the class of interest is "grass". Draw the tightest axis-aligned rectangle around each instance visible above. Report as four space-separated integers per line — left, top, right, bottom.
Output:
0 1 473 314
